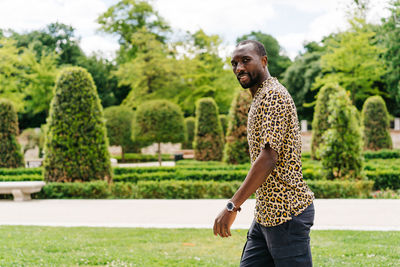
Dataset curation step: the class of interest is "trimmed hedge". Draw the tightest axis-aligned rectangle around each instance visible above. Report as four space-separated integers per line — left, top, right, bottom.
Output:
365 170 400 190
307 180 373 198
30 180 374 199
0 168 42 176
364 150 400 159
113 153 172 163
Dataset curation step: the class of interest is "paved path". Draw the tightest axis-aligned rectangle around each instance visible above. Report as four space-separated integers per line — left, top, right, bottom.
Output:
0 199 399 230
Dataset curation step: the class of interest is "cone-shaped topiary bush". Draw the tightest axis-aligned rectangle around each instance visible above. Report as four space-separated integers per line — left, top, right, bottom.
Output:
44 67 112 182
0 99 24 168
133 100 186 165
311 83 340 159
223 91 251 164
182 117 195 149
193 98 224 161
362 95 392 150
319 86 363 180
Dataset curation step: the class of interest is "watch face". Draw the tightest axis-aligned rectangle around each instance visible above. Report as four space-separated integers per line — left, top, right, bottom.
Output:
227 202 234 211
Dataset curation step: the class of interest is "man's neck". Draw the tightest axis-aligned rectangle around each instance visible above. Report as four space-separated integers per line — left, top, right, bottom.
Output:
249 73 271 98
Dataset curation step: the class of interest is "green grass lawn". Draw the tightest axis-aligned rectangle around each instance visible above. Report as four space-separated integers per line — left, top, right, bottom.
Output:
0 226 399 266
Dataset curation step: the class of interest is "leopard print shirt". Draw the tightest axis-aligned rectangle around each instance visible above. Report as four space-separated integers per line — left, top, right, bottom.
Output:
247 77 314 227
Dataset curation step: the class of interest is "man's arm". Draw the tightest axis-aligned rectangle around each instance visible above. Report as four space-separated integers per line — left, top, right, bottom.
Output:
213 144 278 237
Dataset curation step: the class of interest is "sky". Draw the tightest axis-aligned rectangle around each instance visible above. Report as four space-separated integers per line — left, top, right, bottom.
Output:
0 0 391 60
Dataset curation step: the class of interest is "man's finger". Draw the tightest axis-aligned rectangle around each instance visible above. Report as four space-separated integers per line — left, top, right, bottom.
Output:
216 220 221 237
213 219 217 236
227 224 232 236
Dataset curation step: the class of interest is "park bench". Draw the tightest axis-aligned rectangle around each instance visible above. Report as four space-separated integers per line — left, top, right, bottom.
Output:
0 181 45 201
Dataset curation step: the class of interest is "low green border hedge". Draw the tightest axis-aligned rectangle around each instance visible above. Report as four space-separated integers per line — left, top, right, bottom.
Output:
30 180 374 199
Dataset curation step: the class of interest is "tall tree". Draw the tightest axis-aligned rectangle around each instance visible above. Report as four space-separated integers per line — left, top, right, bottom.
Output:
313 19 387 109
97 0 170 62
10 22 84 66
379 0 400 116
237 31 291 78
282 41 324 121
117 28 183 109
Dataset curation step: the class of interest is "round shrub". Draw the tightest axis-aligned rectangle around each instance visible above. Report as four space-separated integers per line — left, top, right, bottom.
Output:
133 100 186 165
182 117 195 149
319 86 363 180
223 91 251 164
0 99 24 168
362 95 392 150
311 83 340 159
193 98 224 161
104 105 140 161
44 67 112 182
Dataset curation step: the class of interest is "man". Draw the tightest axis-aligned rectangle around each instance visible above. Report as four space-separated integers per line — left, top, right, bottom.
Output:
213 40 315 267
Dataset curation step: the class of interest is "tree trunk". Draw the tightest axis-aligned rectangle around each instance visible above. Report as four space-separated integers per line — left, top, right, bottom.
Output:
121 146 125 163
157 142 162 166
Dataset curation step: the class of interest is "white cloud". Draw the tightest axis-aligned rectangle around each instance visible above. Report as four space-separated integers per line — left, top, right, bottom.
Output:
154 0 276 42
0 0 114 56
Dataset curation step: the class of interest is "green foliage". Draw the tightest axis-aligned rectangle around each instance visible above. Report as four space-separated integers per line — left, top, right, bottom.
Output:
77 54 123 108
182 117 195 149
30 179 374 199
307 180 373 198
219 114 228 137
311 83 340 159
223 91 251 164
176 30 240 116
379 0 400 116
117 29 184 110
364 149 400 159
365 170 400 190
362 96 392 150
104 106 141 160
113 153 171 163
97 0 170 62
193 98 224 161
314 19 387 109
282 42 324 121
134 100 186 144
0 99 24 168
237 31 292 78
44 67 112 182
10 22 83 66
319 86 364 180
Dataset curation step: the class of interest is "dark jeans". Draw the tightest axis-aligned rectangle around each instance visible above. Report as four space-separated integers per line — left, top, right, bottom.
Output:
240 203 315 267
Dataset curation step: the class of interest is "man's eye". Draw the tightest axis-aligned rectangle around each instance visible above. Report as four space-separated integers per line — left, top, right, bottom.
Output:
231 62 237 67
243 58 249 63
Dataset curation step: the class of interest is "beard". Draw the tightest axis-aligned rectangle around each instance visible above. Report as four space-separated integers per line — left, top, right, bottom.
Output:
237 72 257 89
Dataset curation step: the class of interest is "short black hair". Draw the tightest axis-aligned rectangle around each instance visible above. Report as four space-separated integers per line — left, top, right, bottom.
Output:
236 40 267 57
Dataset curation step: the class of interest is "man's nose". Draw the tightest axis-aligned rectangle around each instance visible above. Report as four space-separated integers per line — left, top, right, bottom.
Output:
236 62 245 74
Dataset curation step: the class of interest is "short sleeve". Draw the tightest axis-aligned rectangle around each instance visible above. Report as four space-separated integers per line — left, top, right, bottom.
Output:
260 91 286 154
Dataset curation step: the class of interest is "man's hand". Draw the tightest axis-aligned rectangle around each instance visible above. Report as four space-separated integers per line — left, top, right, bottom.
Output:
213 208 237 238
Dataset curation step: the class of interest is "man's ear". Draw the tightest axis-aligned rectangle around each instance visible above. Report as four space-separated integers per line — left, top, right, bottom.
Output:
262 55 268 68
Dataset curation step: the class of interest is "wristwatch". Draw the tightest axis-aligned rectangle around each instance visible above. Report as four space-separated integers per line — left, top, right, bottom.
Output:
226 200 241 212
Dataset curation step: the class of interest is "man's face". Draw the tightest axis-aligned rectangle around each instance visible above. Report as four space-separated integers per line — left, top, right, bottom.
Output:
231 43 266 89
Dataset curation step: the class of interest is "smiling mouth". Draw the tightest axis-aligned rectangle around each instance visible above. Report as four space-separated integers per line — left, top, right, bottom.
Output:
238 74 249 83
